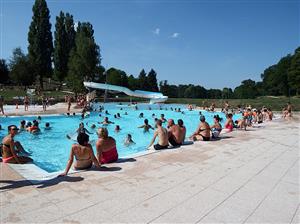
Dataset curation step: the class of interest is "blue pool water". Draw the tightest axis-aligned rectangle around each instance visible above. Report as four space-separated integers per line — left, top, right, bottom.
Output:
0 103 241 173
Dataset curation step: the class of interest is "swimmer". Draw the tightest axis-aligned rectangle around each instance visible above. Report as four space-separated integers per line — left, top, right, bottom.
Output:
28 120 40 134
44 122 51 130
66 122 93 140
138 119 154 132
115 125 121 132
160 114 167 123
152 113 156 118
139 113 144 118
124 134 135 146
19 120 26 131
98 117 114 125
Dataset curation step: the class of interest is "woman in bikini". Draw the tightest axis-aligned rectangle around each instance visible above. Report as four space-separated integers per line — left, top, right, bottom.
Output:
190 115 211 141
210 115 222 138
222 113 234 133
96 128 118 164
1 125 33 164
59 132 100 176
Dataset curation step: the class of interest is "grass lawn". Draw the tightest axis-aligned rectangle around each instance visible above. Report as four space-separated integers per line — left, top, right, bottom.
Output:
166 97 300 111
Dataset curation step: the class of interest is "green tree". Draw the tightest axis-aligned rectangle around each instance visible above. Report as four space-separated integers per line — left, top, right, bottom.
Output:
147 69 159 92
67 22 101 92
9 48 35 87
120 70 128 87
93 65 105 82
65 13 76 58
138 69 148 90
128 75 139 90
106 67 122 86
28 0 53 89
0 59 9 84
54 12 76 85
222 87 234 99
288 47 300 95
54 11 67 84
234 79 257 99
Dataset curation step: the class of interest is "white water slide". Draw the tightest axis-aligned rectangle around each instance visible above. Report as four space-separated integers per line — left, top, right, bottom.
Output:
83 82 168 104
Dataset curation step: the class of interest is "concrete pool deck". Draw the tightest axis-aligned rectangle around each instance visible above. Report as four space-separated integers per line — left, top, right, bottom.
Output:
0 115 299 223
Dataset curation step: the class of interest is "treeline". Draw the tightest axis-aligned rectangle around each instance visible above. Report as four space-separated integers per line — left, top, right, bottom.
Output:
158 47 300 99
0 0 299 99
0 0 101 93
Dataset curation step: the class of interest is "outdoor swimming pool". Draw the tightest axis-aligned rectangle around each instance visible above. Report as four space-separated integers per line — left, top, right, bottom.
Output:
0 103 241 173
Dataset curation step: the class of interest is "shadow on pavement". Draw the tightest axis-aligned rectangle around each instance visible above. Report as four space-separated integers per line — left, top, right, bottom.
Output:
0 176 84 190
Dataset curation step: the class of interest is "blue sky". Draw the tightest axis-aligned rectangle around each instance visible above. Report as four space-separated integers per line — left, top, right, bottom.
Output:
1 0 299 89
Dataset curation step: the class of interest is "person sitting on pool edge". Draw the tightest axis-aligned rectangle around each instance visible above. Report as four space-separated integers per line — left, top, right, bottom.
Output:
190 115 211 141
222 113 234 133
59 132 100 176
138 119 154 133
167 119 183 146
1 125 33 163
147 119 169 150
177 119 186 144
96 127 118 164
210 115 222 138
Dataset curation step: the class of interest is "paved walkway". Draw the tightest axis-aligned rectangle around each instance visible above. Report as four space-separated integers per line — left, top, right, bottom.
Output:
0 117 299 223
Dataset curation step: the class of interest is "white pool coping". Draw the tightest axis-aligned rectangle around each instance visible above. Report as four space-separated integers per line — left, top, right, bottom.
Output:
7 141 197 183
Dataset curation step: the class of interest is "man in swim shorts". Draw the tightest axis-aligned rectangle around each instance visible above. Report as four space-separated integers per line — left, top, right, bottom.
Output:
147 119 169 150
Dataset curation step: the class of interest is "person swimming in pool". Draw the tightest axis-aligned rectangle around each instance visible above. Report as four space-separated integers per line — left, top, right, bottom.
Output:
138 119 154 133
44 122 51 130
28 120 40 134
115 125 121 132
1 125 33 164
160 114 167 123
59 132 100 176
99 117 114 125
124 134 135 146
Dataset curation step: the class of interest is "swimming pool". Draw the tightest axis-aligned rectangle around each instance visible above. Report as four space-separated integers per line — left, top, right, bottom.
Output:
0 103 241 173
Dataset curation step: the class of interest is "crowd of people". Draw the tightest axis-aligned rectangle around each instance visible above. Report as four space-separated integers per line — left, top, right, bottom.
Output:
0 101 294 177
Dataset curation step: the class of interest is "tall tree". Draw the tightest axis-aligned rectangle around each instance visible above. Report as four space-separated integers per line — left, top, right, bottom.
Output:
288 47 300 95
234 79 257 99
9 48 35 87
28 0 53 89
0 59 9 84
54 12 75 85
128 75 139 90
138 69 148 90
65 13 76 57
54 11 67 84
147 69 159 92
67 22 101 92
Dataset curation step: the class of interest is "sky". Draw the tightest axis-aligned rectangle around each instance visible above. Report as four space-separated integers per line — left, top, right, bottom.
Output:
0 0 299 89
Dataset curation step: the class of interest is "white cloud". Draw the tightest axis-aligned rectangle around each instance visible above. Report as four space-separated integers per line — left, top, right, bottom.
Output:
171 32 180 38
153 28 160 35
